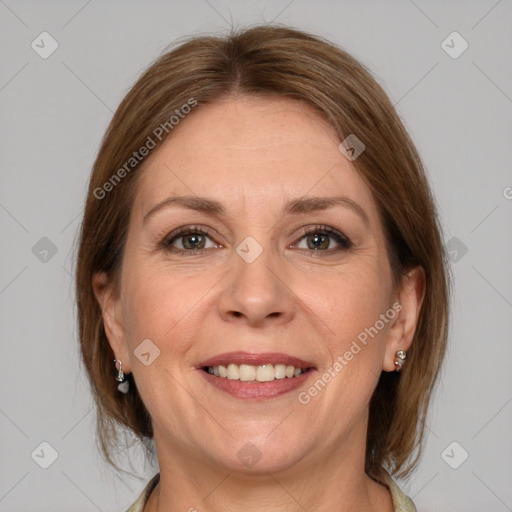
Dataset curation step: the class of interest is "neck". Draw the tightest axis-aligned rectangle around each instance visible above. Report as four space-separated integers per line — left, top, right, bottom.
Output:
145 428 394 512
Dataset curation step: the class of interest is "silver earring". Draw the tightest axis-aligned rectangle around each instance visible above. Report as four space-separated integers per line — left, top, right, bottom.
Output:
394 350 407 372
114 359 130 393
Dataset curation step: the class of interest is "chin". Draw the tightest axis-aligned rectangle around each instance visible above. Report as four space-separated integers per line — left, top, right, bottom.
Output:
201 431 310 476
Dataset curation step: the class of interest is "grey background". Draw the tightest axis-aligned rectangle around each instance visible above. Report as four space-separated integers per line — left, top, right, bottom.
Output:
1 0 511 510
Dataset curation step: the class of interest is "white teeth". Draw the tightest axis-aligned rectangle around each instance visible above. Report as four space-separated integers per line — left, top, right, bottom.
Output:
227 363 240 380
206 363 306 382
274 364 286 379
256 364 274 382
239 364 256 381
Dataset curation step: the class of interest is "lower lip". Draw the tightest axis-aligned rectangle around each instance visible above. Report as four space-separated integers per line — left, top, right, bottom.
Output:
199 369 315 400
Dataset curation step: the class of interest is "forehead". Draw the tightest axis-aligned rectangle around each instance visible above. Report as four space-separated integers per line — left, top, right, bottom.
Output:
132 95 378 221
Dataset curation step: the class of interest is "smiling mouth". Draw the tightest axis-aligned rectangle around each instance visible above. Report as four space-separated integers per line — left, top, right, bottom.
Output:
203 363 313 382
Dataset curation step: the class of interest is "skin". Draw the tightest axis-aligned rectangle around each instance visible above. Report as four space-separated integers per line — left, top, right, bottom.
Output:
93 95 424 512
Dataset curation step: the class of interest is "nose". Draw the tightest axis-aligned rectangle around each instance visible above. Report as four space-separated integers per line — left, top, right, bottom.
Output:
217 244 296 327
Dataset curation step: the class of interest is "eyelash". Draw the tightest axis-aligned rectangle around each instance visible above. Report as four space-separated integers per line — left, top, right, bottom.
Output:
160 224 352 257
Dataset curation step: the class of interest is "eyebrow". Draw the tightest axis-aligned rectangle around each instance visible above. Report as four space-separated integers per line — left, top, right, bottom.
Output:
142 194 370 226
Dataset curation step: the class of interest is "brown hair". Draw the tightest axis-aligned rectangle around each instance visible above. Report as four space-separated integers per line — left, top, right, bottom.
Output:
75 24 450 481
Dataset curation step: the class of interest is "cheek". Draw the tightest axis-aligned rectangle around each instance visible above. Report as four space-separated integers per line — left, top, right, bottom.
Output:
302 260 393 375
295 266 392 433
311 264 390 330
120 261 217 348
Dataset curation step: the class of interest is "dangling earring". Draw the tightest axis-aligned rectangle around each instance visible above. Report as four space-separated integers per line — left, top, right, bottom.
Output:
394 350 407 372
114 359 130 393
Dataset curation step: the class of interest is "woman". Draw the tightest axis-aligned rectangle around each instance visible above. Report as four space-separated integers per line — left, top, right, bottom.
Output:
76 25 449 511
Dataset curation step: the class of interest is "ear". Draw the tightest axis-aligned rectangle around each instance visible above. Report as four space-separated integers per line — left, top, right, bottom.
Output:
382 266 425 372
92 271 132 374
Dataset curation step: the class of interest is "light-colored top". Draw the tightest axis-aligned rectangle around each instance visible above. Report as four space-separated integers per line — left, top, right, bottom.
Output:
125 470 416 512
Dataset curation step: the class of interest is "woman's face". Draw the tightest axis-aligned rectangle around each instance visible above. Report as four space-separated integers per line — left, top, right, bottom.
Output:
98 95 418 474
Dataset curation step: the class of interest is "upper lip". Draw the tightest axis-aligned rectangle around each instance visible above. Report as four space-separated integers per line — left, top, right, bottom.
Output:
198 351 315 369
